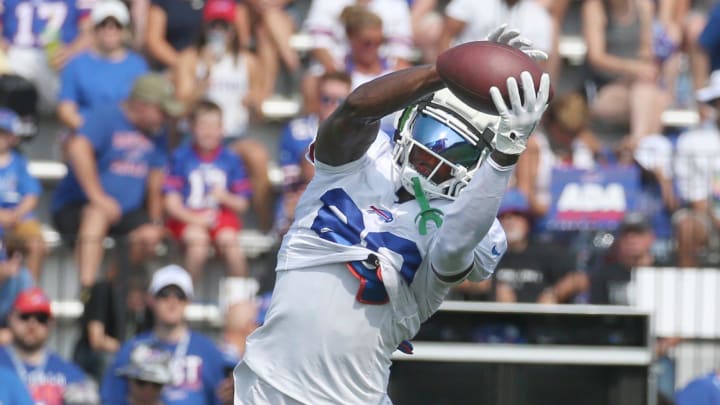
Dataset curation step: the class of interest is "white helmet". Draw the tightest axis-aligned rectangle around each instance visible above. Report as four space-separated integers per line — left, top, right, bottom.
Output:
392 88 499 200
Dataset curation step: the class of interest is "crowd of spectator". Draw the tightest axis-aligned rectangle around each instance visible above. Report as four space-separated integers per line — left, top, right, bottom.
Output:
0 0 719 403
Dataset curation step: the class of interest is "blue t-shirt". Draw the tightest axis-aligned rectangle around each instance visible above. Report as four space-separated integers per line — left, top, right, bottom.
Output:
52 104 167 214
700 5 720 72
0 151 41 211
101 330 227 405
1 0 91 47
163 143 251 209
59 51 149 118
0 345 89 405
0 367 34 405
0 267 32 327
278 114 317 189
676 372 720 405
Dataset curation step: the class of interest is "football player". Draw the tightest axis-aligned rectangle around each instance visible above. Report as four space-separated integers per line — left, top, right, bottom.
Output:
234 25 551 404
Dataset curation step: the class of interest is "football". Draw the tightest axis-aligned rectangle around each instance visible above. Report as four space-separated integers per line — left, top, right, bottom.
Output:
436 41 553 114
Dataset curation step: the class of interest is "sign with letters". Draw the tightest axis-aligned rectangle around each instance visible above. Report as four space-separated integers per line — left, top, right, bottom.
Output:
545 166 640 231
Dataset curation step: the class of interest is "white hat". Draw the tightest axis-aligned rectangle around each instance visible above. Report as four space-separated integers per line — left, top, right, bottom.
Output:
91 0 130 26
697 70 720 103
149 264 194 299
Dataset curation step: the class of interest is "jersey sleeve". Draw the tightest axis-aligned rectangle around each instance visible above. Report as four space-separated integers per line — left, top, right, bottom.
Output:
16 156 41 196
163 150 185 195
228 154 252 198
100 340 133 405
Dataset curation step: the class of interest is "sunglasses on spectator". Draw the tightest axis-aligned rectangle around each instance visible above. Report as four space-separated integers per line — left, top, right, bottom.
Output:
357 38 384 49
18 312 50 324
155 287 188 301
320 95 345 106
130 379 164 389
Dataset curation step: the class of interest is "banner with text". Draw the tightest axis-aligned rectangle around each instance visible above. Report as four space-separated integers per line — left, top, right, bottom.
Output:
545 166 640 231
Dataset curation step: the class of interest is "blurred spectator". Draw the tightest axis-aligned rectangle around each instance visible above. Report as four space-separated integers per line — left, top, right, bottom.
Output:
515 92 608 219
0 238 33 345
341 6 399 133
240 0 300 99
0 288 99 405
51 74 179 295
0 108 45 279
101 264 233 405
164 100 251 279
0 0 93 112
342 6 396 88
302 0 413 113
675 370 720 405
439 0 552 68
73 269 150 380
536 0 571 80
631 133 678 263
115 342 173 405
588 213 655 305
673 70 720 267
276 71 352 236
409 0 443 64
58 0 149 131
174 0 273 232
175 0 263 138
582 0 669 141
0 366 34 404
145 0 204 70
454 189 586 303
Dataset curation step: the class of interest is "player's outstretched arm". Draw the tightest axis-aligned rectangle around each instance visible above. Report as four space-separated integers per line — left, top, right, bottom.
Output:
430 72 550 284
314 65 444 166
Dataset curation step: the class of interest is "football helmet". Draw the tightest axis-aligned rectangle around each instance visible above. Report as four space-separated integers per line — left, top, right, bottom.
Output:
392 88 499 200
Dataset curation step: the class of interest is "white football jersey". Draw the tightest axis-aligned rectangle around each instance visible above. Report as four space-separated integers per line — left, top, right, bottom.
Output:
241 134 506 404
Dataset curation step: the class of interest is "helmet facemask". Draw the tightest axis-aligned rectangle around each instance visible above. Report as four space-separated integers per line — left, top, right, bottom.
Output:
392 90 497 201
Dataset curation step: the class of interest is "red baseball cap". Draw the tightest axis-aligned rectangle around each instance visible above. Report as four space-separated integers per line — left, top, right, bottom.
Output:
203 0 235 23
14 288 52 316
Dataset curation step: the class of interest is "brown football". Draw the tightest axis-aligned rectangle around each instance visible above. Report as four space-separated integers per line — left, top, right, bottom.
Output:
436 41 553 114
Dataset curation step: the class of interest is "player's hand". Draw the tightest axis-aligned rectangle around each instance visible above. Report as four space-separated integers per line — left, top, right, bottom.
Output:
490 71 550 155
485 24 548 62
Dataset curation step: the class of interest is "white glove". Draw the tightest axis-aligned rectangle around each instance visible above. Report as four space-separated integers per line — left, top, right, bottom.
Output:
490 71 551 155
485 24 548 62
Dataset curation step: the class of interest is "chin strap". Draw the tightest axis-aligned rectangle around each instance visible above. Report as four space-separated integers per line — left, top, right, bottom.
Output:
411 177 444 235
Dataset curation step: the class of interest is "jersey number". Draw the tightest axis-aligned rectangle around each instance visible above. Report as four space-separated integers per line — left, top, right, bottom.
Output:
310 188 422 304
14 2 68 47
187 166 227 209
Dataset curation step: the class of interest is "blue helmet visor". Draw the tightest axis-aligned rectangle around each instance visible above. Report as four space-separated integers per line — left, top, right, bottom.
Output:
410 114 483 169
